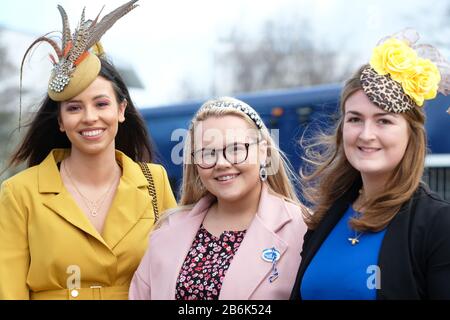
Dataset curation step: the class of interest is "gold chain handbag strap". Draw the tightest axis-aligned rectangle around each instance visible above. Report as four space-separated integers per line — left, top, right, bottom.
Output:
138 162 159 223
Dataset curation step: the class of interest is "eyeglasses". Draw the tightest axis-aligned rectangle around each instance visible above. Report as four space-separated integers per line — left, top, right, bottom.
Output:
192 141 259 169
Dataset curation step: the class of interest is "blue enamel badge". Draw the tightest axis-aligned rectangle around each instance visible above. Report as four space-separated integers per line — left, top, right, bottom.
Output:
262 247 280 262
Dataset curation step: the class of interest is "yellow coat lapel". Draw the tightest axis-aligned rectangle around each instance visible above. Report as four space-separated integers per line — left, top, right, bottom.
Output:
40 150 109 247
102 152 153 249
43 189 108 248
38 149 154 251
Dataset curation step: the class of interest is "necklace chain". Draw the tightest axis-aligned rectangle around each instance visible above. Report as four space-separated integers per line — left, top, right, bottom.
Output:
349 189 364 245
348 230 363 245
63 159 119 217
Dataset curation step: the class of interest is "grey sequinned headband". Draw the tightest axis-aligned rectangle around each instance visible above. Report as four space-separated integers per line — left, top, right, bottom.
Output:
200 99 264 129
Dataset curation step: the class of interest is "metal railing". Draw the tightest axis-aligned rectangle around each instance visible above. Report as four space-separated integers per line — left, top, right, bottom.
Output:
423 155 450 201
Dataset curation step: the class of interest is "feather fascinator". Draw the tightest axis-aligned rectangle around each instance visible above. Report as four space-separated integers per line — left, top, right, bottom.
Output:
19 0 139 125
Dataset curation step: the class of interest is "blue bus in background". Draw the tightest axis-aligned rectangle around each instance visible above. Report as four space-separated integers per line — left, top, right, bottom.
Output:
140 84 450 200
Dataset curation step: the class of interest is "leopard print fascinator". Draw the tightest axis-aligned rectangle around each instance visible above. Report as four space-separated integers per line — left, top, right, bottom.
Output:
360 28 450 114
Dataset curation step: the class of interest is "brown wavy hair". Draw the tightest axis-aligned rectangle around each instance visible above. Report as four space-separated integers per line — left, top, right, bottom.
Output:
300 64 427 232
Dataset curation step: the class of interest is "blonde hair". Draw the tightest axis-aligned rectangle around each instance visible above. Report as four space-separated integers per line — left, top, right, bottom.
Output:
156 97 306 228
301 65 427 232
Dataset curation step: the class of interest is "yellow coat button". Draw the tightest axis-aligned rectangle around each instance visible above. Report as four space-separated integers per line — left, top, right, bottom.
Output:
71 289 79 298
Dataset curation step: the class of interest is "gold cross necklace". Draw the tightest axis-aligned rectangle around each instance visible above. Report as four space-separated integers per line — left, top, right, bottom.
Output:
348 231 363 245
348 188 364 246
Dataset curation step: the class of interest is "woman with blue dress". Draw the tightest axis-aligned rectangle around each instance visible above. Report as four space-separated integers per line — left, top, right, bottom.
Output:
290 29 450 300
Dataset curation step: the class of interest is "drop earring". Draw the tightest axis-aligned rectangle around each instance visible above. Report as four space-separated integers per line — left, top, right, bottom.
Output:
259 164 267 181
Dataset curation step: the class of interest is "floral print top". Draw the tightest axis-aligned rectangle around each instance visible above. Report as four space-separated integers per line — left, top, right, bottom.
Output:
175 224 247 300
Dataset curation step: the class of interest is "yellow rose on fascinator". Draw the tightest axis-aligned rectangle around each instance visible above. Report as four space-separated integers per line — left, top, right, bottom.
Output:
362 29 450 114
401 58 441 106
370 38 418 83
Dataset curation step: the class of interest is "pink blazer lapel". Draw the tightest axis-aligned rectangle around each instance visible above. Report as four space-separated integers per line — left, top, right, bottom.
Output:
219 184 292 299
150 195 214 299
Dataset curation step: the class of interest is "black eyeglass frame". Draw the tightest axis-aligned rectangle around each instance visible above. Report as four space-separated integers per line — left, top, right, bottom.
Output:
191 141 260 169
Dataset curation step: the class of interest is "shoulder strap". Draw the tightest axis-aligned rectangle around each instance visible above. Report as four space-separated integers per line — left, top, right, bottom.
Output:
138 162 159 223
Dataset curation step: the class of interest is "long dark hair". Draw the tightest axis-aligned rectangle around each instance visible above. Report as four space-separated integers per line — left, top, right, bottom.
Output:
9 58 154 168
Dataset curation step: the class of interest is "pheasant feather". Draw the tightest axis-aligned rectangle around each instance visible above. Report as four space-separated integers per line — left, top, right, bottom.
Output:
19 35 62 130
85 0 139 49
57 5 71 56
20 1 140 127
52 1 141 99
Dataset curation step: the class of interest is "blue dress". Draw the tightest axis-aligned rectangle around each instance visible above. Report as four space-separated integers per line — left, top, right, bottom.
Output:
301 205 387 300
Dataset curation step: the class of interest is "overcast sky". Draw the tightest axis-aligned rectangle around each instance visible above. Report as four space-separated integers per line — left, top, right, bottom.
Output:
1 0 449 107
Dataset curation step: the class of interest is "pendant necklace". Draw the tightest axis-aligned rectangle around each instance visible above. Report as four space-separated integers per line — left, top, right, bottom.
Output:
348 230 363 245
63 160 118 217
348 188 364 245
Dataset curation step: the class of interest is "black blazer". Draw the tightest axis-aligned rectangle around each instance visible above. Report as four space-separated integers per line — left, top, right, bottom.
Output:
290 182 450 300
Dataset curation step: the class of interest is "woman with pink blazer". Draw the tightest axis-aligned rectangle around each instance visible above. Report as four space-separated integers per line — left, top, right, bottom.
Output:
130 97 308 300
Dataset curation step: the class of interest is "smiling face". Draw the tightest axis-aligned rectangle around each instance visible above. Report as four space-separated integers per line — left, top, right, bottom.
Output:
343 90 410 183
58 76 127 157
193 115 267 204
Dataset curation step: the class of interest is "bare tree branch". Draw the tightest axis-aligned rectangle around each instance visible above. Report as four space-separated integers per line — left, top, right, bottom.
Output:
212 17 354 95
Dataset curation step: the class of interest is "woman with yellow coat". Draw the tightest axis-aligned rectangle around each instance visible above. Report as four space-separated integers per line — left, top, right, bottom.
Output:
0 0 176 300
